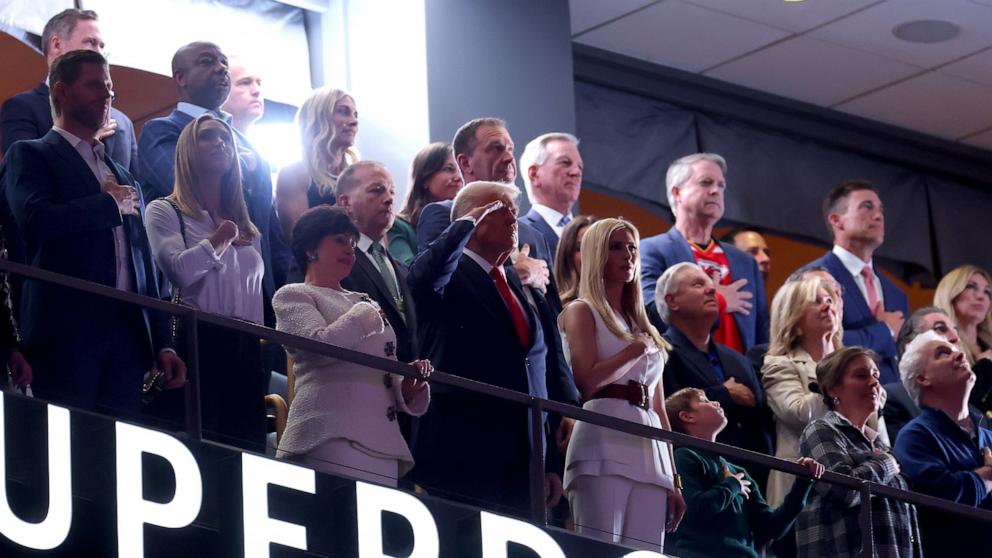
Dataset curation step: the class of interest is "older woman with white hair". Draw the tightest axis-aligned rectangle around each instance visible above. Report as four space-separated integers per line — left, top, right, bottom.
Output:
894 330 992 557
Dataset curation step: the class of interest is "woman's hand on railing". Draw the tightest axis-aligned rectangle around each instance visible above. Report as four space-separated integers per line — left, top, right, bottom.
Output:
797 457 825 480
401 359 432 402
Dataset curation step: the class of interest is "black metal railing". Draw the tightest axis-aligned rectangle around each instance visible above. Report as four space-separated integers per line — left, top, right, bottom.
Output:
3 257 992 557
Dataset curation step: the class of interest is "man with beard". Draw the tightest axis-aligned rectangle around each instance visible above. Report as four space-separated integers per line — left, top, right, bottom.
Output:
139 41 290 319
4 50 185 417
805 180 907 384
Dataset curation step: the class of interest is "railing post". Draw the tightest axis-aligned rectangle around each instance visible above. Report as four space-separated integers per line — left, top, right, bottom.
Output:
859 481 875 558
183 310 202 440
529 399 546 525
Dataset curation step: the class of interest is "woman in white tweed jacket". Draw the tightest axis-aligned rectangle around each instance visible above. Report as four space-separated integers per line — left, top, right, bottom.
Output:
273 206 431 486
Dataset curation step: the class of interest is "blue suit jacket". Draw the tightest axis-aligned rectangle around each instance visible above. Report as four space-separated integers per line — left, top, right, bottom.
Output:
407 218 575 514
806 251 908 385
138 109 290 307
519 207 560 261
641 227 769 351
4 130 167 356
2 82 138 174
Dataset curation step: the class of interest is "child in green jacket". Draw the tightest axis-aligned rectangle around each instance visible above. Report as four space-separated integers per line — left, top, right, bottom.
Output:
665 388 824 558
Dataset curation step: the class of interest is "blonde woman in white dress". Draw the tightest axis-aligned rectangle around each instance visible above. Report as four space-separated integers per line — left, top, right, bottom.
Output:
558 218 686 551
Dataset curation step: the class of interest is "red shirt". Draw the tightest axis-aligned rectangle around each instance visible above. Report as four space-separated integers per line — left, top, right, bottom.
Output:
689 239 744 353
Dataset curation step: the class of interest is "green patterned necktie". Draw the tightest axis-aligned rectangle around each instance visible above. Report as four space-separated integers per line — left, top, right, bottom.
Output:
368 242 404 313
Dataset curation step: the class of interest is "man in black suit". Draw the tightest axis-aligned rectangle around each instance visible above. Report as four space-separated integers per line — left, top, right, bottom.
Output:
138 41 290 319
408 181 576 518
656 262 773 475
4 50 185 417
1 9 137 173
519 132 583 259
337 161 418 363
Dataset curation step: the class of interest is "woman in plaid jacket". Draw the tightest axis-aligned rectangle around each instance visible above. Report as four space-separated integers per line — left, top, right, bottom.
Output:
797 347 922 558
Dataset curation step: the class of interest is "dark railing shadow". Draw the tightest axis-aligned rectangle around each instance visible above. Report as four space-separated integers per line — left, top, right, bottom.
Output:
4 258 992 557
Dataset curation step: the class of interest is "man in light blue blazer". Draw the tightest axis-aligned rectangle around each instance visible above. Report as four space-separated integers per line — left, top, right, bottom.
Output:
518 132 584 261
805 180 908 385
640 153 768 353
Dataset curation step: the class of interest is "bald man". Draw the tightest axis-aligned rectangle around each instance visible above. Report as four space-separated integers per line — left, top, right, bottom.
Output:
138 41 290 321
221 59 264 135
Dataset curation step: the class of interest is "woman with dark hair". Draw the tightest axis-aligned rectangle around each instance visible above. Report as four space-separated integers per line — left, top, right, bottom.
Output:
553 215 597 307
273 206 431 486
388 142 463 264
797 347 921 558
144 113 266 450
558 218 685 551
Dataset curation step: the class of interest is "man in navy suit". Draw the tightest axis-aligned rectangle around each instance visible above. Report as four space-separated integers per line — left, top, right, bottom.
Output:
519 132 583 260
138 41 290 317
805 180 907 384
1 9 137 173
640 153 768 353
4 50 185 417
656 262 773 480
408 181 576 518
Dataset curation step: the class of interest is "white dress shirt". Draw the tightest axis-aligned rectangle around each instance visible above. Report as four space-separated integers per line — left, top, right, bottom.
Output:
530 203 570 237
52 126 134 292
176 102 231 124
832 244 885 308
144 199 264 324
357 234 397 278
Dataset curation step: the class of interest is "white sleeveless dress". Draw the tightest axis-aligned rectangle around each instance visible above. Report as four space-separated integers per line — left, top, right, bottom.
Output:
562 300 675 492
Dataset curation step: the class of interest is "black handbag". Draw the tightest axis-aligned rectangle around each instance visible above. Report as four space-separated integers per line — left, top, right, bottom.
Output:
142 199 189 406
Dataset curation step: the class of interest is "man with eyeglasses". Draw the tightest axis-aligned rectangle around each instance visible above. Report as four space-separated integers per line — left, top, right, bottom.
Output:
1 9 137 174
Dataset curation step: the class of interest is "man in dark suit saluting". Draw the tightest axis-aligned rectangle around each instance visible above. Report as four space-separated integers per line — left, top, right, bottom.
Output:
5 50 186 417
1 9 137 173
337 161 419 363
408 181 576 518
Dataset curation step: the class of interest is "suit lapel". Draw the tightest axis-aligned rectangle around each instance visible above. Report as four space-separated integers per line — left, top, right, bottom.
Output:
353 251 402 316
825 251 872 321
666 227 696 263
43 132 102 195
670 334 719 385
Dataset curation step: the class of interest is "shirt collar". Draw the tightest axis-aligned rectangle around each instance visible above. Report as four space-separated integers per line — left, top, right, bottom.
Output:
463 248 495 275
357 233 386 254
531 204 568 232
666 324 712 354
176 102 232 124
833 244 873 276
52 126 105 157
826 410 880 442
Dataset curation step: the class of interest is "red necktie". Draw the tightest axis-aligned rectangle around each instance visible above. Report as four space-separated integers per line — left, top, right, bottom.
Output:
860 266 880 311
490 267 530 347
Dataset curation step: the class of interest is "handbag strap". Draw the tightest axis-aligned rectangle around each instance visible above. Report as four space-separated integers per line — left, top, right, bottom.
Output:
164 199 188 306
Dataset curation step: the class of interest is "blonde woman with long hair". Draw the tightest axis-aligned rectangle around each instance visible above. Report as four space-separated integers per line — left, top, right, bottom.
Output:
144 113 267 451
558 218 685 551
935 265 992 365
275 87 360 241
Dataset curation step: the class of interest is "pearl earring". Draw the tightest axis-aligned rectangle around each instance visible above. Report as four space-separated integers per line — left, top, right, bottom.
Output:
832 396 840 407
307 252 318 262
